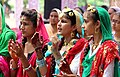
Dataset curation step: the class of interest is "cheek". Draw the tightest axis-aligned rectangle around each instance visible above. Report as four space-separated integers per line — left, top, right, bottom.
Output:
26 27 35 34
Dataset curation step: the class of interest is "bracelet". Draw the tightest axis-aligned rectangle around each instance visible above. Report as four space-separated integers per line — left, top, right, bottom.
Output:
36 58 46 68
55 58 61 65
11 67 18 71
35 46 42 51
24 64 32 71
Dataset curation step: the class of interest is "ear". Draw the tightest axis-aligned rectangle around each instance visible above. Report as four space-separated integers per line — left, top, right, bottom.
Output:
95 20 100 29
72 25 77 31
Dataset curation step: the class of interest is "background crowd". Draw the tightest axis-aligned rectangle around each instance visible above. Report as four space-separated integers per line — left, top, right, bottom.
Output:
0 0 120 77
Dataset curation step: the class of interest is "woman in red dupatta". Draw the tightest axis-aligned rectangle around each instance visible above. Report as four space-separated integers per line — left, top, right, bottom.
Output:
8 9 49 77
49 7 88 77
79 5 120 77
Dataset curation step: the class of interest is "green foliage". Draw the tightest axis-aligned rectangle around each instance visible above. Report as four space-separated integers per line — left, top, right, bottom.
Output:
23 0 28 8
78 0 109 7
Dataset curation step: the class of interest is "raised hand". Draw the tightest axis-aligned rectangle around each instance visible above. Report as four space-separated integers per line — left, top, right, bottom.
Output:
50 35 59 52
8 39 24 60
59 58 72 74
31 32 43 50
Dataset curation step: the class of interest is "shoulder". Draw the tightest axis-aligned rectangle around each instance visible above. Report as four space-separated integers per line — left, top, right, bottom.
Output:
102 40 118 51
103 40 117 47
45 24 50 28
5 31 16 40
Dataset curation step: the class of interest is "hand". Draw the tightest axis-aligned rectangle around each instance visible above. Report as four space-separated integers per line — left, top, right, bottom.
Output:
10 59 18 70
31 32 43 49
59 58 72 74
50 35 59 52
53 74 77 77
8 39 24 59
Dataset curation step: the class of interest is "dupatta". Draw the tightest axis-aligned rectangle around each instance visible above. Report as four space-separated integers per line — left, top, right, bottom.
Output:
0 4 16 77
16 10 49 77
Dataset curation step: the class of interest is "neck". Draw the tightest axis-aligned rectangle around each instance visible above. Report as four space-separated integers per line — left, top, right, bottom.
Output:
64 35 72 44
114 32 120 41
51 24 57 34
93 32 102 45
114 32 120 38
26 36 32 43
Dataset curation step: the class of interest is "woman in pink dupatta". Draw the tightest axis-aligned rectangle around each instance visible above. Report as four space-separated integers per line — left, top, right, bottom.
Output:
8 9 49 77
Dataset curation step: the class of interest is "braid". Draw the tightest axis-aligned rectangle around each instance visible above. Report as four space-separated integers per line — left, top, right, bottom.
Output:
50 55 56 77
50 37 64 76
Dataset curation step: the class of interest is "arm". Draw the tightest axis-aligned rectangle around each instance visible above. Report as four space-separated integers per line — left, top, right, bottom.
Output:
103 60 114 77
35 47 47 76
8 39 37 77
50 36 62 61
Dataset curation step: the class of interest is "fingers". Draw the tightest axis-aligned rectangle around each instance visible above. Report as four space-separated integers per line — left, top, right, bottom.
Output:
52 74 62 77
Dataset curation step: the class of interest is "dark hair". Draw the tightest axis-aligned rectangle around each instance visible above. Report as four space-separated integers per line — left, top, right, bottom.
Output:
20 9 37 46
87 6 100 22
64 10 76 25
74 7 84 14
101 5 108 11
20 9 37 28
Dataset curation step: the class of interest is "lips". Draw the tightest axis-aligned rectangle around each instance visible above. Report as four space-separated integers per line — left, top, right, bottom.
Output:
57 27 62 32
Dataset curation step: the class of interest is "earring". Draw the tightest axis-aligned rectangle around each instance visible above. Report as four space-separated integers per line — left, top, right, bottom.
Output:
95 28 99 34
71 32 75 38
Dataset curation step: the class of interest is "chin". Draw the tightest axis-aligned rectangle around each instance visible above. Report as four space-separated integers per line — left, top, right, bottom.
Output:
57 32 62 35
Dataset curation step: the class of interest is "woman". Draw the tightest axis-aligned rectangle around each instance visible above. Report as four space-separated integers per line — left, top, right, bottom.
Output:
50 8 87 76
80 5 120 77
45 8 61 38
45 8 62 77
8 9 49 77
0 4 16 77
112 11 120 77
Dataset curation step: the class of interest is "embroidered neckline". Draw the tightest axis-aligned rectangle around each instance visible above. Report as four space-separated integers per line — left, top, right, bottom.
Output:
62 39 78 57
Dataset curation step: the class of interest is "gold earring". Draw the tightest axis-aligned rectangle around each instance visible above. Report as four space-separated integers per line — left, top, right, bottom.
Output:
71 32 75 38
95 28 99 34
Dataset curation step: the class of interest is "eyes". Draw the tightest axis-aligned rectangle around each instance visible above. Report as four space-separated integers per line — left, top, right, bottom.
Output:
61 19 67 23
84 19 89 23
112 19 120 24
20 21 29 26
50 15 58 18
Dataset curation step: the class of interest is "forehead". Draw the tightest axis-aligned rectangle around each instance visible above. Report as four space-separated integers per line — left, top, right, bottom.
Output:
20 16 30 22
50 11 58 15
113 14 120 19
60 14 69 20
83 12 93 19
108 8 114 13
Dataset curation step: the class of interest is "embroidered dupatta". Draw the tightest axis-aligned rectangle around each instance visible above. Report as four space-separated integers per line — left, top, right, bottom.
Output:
16 10 49 77
65 38 88 65
80 40 120 77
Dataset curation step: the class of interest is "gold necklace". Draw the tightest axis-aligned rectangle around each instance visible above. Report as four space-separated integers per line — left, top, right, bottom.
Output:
92 43 98 50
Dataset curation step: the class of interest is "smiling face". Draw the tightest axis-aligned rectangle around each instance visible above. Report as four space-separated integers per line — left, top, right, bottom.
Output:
20 16 36 38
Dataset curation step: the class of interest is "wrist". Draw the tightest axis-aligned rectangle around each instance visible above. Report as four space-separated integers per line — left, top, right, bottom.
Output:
10 67 18 71
35 46 42 51
23 64 32 72
36 58 46 68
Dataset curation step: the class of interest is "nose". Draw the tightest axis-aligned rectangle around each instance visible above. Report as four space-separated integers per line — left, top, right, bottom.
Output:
20 24 25 30
81 24 85 28
57 20 61 27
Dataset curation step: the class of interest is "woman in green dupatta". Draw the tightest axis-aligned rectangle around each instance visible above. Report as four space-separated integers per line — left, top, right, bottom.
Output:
0 4 16 77
79 5 120 77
